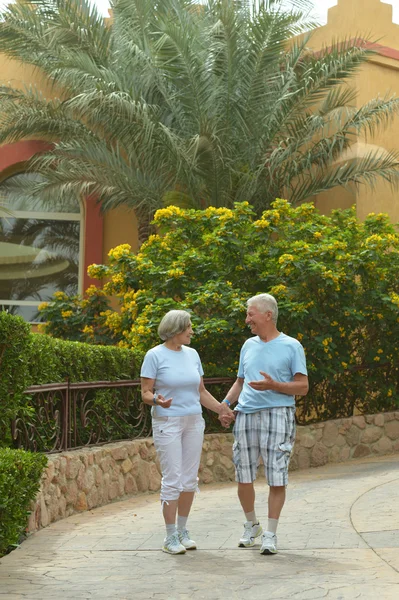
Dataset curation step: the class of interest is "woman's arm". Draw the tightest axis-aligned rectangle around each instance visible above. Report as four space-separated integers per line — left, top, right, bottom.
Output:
199 378 234 420
140 377 172 408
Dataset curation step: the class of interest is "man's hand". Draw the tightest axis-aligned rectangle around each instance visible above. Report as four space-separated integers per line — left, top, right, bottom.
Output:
248 371 276 391
218 402 235 428
155 394 172 409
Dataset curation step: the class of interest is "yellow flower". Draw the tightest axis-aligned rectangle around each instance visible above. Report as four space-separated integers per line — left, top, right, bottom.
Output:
297 333 303 341
85 285 100 297
38 302 49 311
313 232 322 239
108 243 132 261
278 254 294 264
341 362 348 368
61 310 73 319
374 356 381 362
377 349 383 354
387 389 393 397
167 268 184 278
53 291 67 301
331 321 338 326
376 314 383 320
82 325 94 335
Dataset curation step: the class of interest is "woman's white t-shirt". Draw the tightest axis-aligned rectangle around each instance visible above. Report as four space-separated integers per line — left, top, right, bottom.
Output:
140 344 204 417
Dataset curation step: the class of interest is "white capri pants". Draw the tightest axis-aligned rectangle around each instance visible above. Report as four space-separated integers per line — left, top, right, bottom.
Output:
152 413 205 501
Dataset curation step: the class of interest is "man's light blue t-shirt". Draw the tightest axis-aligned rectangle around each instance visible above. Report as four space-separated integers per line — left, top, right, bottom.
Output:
140 344 204 416
236 333 307 413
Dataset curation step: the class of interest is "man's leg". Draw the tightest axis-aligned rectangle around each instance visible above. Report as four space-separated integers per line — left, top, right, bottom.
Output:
237 482 255 513
268 485 286 520
233 413 263 547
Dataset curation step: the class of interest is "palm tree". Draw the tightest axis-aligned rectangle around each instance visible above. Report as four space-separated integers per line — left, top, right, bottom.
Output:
0 0 399 241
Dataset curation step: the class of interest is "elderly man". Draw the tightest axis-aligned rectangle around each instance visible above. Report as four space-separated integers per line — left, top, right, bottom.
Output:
221 293 308 555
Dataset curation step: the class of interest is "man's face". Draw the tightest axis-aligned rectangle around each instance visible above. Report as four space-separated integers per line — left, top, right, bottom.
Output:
245 305 270 334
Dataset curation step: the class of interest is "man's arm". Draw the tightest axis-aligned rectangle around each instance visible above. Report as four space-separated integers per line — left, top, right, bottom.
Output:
249 372 309 396
223 377 244 407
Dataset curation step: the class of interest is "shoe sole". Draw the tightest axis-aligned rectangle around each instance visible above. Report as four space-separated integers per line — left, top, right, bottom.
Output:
260 548 277 555
162 547 186 555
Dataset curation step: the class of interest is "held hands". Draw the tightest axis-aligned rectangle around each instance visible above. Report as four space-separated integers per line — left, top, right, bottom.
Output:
218 402 235 428
248 371 276 391
155 394 172 409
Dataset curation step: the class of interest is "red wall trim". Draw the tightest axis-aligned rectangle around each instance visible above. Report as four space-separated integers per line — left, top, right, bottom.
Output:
83 195 104 291
0 140 104 295
0 140 51 173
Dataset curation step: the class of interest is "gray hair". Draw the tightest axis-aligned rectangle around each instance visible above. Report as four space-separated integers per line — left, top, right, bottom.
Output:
158 309 191 341
247 293 278 324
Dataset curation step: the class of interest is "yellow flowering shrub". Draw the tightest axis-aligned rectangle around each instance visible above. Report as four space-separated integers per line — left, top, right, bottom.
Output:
41 200 399 421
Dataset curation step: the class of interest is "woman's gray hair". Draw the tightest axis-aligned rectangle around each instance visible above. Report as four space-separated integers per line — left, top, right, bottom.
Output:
247 293 278 324
158 309 192 341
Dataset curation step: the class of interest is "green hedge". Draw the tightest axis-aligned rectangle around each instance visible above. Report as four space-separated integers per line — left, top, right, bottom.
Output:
0 448 47 556
0 313 31 445
0 312 143 447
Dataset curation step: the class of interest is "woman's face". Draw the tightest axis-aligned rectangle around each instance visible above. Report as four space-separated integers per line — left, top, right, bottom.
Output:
173 322 194 346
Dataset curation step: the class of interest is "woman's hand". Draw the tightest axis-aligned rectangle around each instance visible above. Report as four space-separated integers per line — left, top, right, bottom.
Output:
155 394 172 409
218 403 235 428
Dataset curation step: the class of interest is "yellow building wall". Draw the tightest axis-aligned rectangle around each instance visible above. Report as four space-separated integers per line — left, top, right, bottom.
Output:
103 207 139 263
309 0 399 222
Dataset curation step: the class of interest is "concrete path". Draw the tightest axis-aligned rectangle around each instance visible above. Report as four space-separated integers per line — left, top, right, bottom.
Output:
1 455 399 599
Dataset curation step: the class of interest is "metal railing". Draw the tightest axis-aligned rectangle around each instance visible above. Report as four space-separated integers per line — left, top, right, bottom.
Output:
11 377 235 453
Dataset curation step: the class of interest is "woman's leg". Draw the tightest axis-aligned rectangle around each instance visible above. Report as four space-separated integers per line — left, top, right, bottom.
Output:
179 415 205 518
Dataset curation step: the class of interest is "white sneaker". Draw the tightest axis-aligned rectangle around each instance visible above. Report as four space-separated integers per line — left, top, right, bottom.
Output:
238 521 263 548
260 531 278 555
178 529 197 550
162 532 186 555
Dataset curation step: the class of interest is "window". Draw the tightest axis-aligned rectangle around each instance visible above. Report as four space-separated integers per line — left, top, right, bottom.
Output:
0 173 82 322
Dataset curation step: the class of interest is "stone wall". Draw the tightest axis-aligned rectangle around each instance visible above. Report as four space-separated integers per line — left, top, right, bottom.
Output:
27 410 399 533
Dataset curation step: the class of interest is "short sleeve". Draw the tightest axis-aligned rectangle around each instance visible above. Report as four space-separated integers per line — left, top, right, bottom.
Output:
193 349 204 377
237 344 246 378
140 349 158 379
291 343 308 376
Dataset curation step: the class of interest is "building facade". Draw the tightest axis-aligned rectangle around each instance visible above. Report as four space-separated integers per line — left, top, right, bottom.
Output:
0 0 398 321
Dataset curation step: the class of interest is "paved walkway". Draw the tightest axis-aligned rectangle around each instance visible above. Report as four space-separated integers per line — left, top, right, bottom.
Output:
1 455 399 599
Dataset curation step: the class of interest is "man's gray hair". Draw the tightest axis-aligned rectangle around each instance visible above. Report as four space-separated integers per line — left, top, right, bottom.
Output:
247 293 278 324
158 309 192 341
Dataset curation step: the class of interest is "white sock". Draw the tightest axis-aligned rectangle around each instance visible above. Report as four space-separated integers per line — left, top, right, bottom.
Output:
267 518 279 534
245 510 258 524
177 516 188 531
165 523 177 537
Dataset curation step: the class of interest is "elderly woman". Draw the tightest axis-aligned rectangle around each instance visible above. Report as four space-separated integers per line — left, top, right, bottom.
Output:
140 309 234 555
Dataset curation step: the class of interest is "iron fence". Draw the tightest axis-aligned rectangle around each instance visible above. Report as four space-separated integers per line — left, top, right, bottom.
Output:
11 377 235 453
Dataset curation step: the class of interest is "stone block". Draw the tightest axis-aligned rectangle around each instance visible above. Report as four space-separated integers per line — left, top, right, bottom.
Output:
374 414 385 427
65 456 80 480
121 458 133 474
322 422 339 447
65 480 78 505
345 426 360 446
352 444 371 459
298 434 316 449
352 416 366 430
219 455 234 470
125 474 138 495
371 437 393 455
75 492 88 512
200 468 214 484
149 464 161 492
110 446 128 461
360 427 383 444
310 443 329 467
385 420 399 440
297 447 311 470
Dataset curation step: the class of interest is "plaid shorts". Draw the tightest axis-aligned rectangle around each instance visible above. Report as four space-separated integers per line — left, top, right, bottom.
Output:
232 407 296 486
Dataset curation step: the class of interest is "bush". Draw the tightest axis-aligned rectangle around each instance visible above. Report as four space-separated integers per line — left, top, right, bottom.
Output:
39 201 399 421
0 448 47 556
0 312 143 448
0 313 31 446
